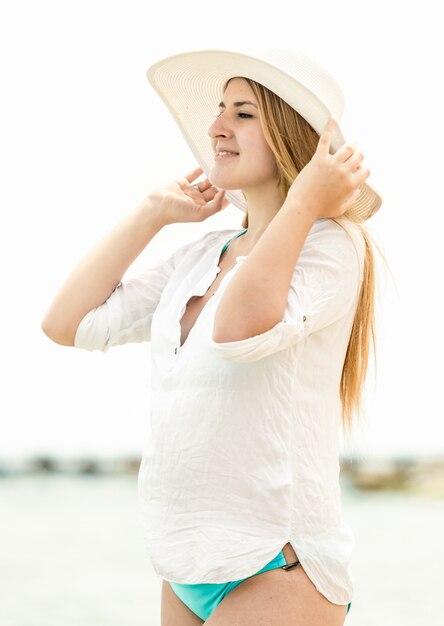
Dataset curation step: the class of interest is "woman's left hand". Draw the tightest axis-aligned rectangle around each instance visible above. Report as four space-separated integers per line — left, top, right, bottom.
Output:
285 117 371 219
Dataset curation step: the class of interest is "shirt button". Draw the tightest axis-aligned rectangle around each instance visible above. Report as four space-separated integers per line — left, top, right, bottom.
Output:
303 315 307 322
174 347 178 354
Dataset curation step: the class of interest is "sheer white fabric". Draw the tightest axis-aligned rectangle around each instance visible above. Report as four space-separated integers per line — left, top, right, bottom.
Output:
74 217 365 605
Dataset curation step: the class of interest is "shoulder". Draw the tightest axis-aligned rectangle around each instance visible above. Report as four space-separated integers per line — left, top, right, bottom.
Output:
175 227 238 253
310 216 364 248
185 228 242 255
169 228 241 268
201 228 242 246
303 218 365 281
309 217 361 240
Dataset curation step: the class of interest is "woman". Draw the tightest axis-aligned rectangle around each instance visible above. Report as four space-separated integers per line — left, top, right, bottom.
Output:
42 47 382 625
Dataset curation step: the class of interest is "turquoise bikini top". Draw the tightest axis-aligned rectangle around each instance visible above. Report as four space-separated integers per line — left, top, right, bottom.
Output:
220 229 248 256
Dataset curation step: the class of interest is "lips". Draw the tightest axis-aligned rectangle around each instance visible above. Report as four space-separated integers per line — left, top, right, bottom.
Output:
214 152 239 160
215 147 239 155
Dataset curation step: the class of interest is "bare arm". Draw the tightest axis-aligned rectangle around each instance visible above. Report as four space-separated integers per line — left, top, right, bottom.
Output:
41 164 229 348
41 199 166 347
212 118 370 344
212 201 315 343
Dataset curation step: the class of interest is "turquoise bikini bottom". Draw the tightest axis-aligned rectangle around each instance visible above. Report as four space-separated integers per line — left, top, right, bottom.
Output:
169 549 352 622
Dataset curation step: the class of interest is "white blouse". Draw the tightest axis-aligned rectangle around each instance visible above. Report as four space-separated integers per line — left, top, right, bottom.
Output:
74 216 365 606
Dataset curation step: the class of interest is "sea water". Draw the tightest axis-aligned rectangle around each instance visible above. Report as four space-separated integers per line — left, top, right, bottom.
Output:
1 475 443 626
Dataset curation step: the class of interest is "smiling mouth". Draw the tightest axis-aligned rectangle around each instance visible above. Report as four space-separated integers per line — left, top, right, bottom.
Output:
214 152 239 160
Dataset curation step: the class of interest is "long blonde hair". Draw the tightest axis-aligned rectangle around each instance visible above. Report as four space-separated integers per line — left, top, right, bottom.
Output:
224 77 387 433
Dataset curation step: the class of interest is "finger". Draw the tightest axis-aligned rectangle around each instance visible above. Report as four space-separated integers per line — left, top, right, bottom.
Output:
342 188 362 212
347 151 365 171
351 188 362 201
351 165 371 184
217 189 230 211
208 188 227 210
195 179 219 195
334 141 357 164
198 189 227 217
184 166 203 184
196 178 213 192
199 184 219 202
316 116 336 157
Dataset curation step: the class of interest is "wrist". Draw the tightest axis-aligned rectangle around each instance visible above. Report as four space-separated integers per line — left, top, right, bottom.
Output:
132 195 169 229
280 195 318 224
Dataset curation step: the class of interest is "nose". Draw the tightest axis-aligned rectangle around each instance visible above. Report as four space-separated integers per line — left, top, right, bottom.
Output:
208 113 234 141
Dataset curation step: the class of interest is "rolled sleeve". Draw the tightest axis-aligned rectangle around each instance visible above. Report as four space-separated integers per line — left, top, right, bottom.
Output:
73 232 209 352
73 269 170 352
208 310 308 363
209 221 364 363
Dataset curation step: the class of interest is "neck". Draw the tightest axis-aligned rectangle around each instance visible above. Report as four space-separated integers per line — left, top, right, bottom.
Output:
239 187 284 247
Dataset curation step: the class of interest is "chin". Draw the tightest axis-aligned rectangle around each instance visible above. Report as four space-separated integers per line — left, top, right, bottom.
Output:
208 169 246 191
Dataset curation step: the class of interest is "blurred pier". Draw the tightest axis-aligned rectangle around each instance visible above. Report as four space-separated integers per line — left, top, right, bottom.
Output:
1 454 444 496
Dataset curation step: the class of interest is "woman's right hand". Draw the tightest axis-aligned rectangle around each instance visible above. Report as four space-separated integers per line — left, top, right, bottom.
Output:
143 166 230 225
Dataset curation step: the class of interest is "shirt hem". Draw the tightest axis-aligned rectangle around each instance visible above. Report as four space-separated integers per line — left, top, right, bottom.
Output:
149 535 353 605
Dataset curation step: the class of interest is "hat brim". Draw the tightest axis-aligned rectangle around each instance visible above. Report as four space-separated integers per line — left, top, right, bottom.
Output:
147 47 382 221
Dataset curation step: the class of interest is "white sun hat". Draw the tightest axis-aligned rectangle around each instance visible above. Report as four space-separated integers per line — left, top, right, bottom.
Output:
146 46 382 222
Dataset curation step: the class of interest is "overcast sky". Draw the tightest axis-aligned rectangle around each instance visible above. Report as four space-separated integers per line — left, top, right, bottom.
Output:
1 0 443 461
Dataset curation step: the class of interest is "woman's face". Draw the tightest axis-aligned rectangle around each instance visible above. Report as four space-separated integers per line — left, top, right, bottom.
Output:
207 78 278 192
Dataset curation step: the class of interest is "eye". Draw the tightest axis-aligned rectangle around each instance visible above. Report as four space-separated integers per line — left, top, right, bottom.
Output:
215 112 253 119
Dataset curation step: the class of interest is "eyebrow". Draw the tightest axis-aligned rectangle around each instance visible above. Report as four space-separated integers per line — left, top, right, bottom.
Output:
218 100 258 109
